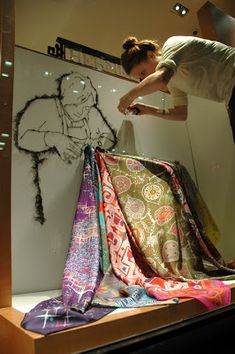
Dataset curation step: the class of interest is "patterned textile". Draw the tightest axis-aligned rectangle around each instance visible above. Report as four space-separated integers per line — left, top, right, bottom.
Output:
96 161 111 274
172 162 221 245
144 278 230 310
21 296 112 335
103 152 235 277
146 159 234 275
21 146 234 335
21 146 114 334
62 146 101 312
96 152 147 285
94 154 179 308
98 150 234 309
93 267 178 307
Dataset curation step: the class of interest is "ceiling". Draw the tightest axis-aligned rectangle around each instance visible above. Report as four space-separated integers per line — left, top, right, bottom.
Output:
120 0 235 44
15 0 235 56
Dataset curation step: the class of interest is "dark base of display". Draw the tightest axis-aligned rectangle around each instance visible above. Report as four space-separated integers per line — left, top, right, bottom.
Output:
85 304 235 354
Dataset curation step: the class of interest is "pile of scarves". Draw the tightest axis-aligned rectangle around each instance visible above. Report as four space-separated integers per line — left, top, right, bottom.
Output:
21 146 235 334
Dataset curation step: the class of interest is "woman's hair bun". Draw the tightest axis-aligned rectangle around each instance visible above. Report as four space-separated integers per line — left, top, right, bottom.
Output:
122 36 138 50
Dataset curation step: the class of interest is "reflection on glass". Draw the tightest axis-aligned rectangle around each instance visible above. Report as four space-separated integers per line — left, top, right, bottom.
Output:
4 60 13 66
1 133 10 137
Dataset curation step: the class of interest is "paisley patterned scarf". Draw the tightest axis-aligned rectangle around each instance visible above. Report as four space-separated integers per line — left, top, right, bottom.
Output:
21 146 234 334
97 150 233 310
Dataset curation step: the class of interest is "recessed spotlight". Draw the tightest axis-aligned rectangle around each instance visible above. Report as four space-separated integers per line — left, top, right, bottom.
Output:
171 3 189 17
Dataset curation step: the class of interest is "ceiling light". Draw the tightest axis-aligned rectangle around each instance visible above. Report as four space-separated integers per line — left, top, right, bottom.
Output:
171 3 189 17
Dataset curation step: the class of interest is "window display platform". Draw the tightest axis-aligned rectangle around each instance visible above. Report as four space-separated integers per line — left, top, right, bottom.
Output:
0 283 235 354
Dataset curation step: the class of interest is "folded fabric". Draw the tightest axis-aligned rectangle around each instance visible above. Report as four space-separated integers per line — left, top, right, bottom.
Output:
93 267 178 307
21 296 113 335
22 147 114 334
97 150 234 309
21 146 235 335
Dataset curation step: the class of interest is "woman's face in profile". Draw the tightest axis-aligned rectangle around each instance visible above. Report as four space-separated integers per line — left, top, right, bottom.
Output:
130 51 158 81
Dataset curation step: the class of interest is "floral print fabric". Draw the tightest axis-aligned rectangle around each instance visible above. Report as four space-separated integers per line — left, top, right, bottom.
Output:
21 146 235 335
98 151 234 309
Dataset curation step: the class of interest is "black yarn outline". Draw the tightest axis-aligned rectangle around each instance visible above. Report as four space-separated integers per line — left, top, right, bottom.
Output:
14 72 118 224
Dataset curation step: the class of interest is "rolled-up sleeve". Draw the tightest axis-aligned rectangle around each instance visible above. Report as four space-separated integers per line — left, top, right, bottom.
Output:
156 58 177 73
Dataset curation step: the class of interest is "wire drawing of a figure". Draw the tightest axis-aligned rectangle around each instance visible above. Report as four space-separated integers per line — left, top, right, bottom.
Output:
15 72 117 224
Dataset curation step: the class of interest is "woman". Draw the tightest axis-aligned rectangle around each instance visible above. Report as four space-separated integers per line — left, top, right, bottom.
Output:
118 36 235 139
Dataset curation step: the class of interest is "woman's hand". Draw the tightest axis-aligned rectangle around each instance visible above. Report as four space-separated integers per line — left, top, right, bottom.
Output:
118 92 136 114
127 103 152 115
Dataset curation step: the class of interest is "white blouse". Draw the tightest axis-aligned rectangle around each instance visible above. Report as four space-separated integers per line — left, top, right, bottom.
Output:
156 35 235 107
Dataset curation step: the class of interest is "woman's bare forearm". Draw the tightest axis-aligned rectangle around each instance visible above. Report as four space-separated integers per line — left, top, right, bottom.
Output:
145 104 188 121
129 69 171 100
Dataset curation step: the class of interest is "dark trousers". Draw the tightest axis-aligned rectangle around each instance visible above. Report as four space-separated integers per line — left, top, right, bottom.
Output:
228 86 235 143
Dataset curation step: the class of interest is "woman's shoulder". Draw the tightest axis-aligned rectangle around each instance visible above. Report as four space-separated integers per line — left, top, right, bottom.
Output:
162 36 212 55
163 35 228 49
164 35 204 47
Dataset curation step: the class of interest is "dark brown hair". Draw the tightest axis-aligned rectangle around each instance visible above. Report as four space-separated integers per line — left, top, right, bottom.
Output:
121 36 161 75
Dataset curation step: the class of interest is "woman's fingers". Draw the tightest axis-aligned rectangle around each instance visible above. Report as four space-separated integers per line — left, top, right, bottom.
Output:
118 102 126 114
118 93 134 114
125 106 141 115
129 103 146 115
